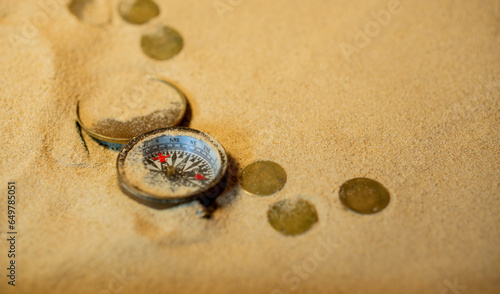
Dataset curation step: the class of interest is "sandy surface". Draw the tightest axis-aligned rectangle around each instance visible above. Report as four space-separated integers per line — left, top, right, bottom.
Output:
0 0 499 293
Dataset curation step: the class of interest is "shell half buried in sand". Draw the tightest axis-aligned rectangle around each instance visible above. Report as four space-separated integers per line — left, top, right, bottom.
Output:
76 74 187 144
117 127 228 204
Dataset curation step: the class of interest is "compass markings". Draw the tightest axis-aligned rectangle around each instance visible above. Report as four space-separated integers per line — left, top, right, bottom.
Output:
141 147 216 192
176 153 191 171
144 158 158 169
170 151 178 166
184 159 203 171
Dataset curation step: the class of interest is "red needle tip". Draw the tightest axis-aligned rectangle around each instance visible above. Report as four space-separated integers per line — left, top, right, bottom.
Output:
195 174 207 180
153 152 171 162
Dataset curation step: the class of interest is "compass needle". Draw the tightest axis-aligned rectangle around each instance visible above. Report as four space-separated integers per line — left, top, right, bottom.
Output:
195 174 207 180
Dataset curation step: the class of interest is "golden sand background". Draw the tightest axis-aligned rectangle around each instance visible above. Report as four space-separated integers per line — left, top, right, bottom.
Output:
0 0 499 293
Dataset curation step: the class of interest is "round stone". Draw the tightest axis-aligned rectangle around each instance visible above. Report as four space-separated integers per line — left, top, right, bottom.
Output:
339 178 390 214
118 0 160 25
240 161 286 196
268 199 318 236
141 26 183 61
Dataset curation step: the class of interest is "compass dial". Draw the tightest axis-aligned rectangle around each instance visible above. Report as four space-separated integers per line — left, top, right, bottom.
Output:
117 127 227 203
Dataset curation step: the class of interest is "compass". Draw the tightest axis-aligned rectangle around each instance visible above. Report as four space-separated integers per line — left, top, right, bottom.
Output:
117 127 228 205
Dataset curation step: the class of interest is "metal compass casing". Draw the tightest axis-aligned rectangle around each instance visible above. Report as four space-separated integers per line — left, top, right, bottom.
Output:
117 127 228 205
76 74 187 144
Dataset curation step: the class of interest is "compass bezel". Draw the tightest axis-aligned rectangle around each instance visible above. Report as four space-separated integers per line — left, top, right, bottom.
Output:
117 127 228 204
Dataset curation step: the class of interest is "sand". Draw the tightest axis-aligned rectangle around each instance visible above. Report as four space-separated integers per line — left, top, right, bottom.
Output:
0 0 499 293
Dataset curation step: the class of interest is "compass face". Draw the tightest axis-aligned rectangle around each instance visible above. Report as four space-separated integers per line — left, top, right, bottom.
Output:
117 128 227 202
145 149 214 191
